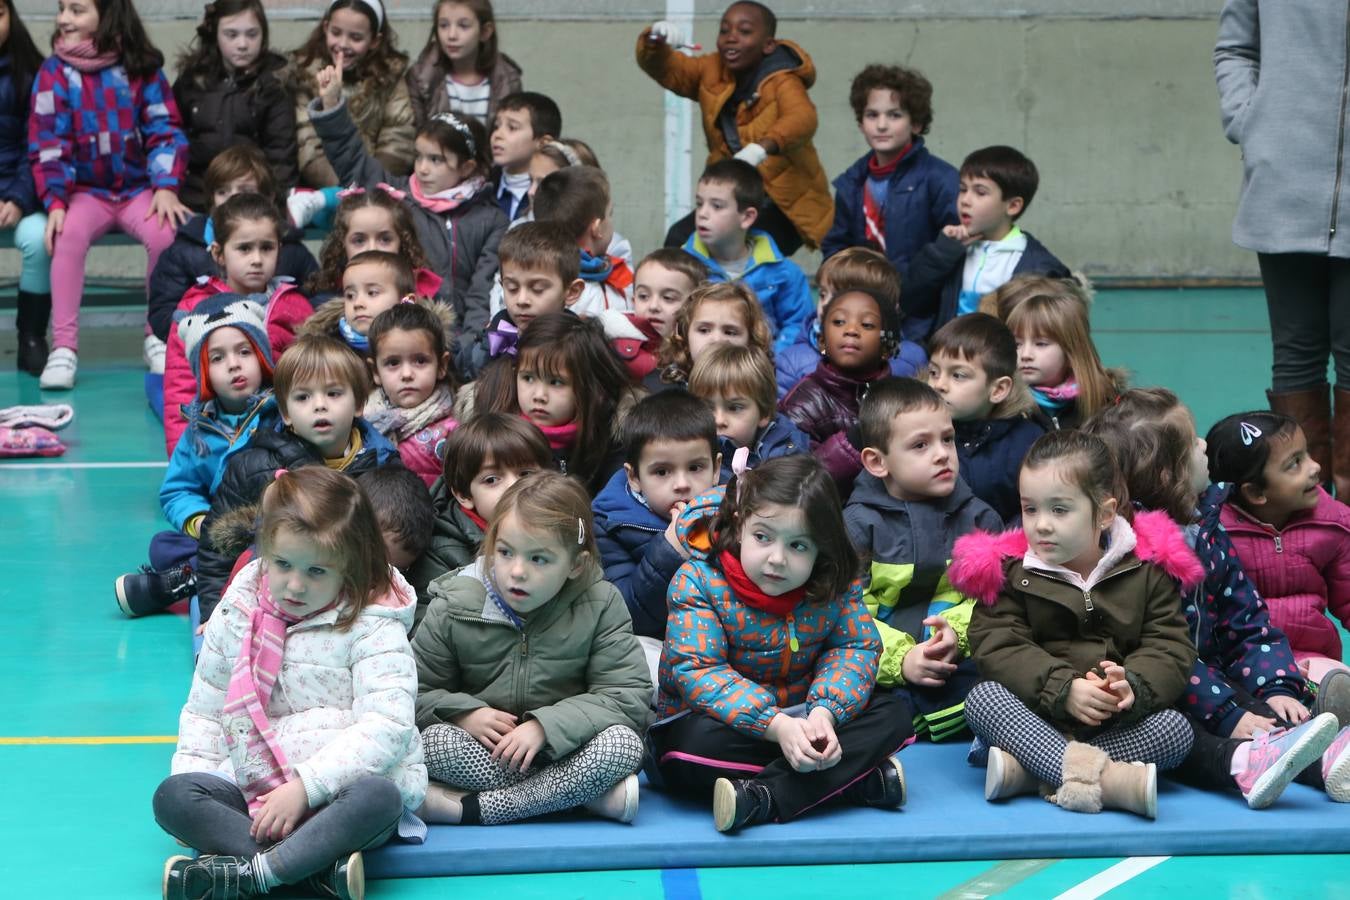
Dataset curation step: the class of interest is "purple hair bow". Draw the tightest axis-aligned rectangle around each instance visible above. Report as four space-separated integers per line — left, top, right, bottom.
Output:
487 320 519 357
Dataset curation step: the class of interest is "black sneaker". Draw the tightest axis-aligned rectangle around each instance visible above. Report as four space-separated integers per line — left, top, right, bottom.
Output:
116 564 196 617
299 851 365 899
163 854 261 900
712 777 775 833
841 754 906 809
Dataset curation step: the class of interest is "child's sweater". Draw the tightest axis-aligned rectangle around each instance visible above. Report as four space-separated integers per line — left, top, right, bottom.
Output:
363 386 458 487
845 472 1003 687
681 229 812 353
405 46 523 127
779 359 891 489
29 54 188 208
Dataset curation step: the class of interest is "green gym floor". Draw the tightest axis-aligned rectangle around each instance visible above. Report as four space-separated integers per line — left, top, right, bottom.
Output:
3 288 1347 899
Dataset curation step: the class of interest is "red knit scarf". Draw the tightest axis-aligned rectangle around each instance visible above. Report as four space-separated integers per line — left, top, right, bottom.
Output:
460 502 488 532
53 37 120 72
861 143 912 253
718 548 806 617
522 414 579 450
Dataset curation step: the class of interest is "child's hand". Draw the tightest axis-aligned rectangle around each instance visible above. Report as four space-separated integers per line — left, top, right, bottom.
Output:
1265 695 1311 726
766 712 825 773
1232 710 1278 739
901 619 960 688
317 64 343 110
1090 662 1135 712
1066 677 1119 726
923 616 959 664
250 779 309 842
0 201 20 229
146 189 191 229
647 20 685 46
665 503 690 558
43 208 65 254
804 707 842 770
453 706 518 750
491 718 546 772
942 223 984 246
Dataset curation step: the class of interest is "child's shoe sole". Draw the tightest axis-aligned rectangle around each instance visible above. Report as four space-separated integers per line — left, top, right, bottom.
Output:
162 855 192 900
1247 714 1338 809
345 851 365 900
1314 669 1350 729
114 575 138 617
1326 740 1350 802
712 778 737 833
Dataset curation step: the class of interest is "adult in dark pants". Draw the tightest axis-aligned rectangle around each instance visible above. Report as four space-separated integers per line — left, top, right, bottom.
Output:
1216 0 1350 497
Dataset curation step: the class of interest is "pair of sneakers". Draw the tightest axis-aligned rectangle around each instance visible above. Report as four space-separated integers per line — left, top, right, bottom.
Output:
115 563 196 617
37 334 165 390
712 753 905 833
163 851 362 899
1235 709 1350 809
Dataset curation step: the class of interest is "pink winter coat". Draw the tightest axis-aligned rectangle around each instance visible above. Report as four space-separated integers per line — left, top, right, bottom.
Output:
1220 488 1350 664
163 277 313 457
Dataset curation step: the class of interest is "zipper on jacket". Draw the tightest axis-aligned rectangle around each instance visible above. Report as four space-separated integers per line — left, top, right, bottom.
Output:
1082 590 1094 616
1274 535 1284 554
1331 1 1350 239
786 615 800 653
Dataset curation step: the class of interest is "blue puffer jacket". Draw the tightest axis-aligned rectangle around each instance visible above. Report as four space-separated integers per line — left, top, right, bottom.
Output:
716 412 809 481
0 54 38 214
159 395 269 533
592 468 690 639
774 311 927 401
1186 486 1308 734
820 140 959 280
954 416 1045 524
681 229 813 353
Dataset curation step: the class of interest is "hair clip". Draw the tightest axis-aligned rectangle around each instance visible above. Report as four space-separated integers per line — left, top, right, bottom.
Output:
375 182 406 201
542 140 581 167
1239 421 1262 447
577 517 586 546
431 113 477 157
273 468 288 480
399 294 417 305
731 446 752 501
336 184 365 199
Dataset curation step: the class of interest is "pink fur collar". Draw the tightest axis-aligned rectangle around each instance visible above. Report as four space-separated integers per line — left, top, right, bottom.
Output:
949 509 1204 605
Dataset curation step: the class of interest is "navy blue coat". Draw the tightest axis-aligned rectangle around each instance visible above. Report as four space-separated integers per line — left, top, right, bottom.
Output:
593 468 688 638
903 231 1070 342
0 54 38 214
820 139 958 280
954 416 1044 524
716 412 808 481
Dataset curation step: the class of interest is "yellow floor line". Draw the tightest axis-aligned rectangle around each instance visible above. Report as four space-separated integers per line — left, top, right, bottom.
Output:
0 735 177 745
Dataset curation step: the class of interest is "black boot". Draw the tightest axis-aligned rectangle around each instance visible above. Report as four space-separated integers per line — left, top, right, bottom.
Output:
840 753 907 809
115 563 196 617
15 290 50 376
712 777 776 833
299 852 365 900
162 854 262 899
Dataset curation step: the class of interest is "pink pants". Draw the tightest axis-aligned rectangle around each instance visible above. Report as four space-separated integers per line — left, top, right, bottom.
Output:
50 190 176 351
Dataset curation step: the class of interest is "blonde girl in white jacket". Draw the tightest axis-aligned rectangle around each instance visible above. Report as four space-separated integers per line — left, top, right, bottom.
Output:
154 467 426 900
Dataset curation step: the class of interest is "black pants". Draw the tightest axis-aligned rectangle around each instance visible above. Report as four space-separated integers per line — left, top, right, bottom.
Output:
1257 253 1350 390
1172 686 1323 791
664 200 804 257
651 693 912 821
889 657 981 742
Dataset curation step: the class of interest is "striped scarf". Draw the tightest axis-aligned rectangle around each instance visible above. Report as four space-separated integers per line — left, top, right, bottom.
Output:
222 573 304 813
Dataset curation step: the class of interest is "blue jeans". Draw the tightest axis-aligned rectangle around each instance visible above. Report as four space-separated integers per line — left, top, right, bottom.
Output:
148 529 197 572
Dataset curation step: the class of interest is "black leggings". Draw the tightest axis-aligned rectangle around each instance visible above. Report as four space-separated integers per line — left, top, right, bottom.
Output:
1257 253 1350 390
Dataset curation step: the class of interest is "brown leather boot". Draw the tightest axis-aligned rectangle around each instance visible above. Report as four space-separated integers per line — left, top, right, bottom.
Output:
1268 385 1332 489
1334 388 1350 499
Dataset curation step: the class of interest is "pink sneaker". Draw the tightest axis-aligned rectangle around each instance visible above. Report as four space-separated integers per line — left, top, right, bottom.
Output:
1235 712 1339 809
1323 726 1350 802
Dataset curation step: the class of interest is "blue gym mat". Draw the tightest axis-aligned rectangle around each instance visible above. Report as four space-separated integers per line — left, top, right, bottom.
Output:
365 742 1350 878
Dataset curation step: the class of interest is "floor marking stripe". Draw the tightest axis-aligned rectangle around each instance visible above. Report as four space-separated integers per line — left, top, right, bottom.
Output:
1052 856 1170 900
936 858 1060 899
660 867 702 900
0 735 177 745
0 461 167 470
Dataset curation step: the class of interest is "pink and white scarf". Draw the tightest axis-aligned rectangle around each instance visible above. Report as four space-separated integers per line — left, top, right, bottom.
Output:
409 174 486 214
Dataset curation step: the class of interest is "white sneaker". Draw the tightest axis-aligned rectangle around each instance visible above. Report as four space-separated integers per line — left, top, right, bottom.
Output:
143 334 166 374
39 347 77 390
286 188 327 229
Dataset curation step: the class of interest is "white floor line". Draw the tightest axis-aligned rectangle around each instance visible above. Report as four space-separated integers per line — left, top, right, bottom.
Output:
1052 857 1171 900
0 461 167 470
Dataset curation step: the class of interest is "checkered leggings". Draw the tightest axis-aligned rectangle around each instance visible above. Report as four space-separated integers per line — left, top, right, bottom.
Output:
964 681 1194 785
422 723 645 825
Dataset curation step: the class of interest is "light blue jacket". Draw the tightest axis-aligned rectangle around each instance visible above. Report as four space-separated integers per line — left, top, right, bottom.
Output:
682 229 812 353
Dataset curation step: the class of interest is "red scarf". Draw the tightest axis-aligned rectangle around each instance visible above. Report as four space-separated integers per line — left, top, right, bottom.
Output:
460 502 488 532
522 414 579 450
861 143 912 253
718 549 806 617
53 37 120 73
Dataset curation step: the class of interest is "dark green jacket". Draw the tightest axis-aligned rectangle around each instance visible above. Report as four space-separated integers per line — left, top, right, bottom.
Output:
406 476 484 625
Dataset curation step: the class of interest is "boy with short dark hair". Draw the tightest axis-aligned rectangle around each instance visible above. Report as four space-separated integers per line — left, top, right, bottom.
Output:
926 312 1044 522
904 146 1069 340
531 166 633 317
822 64 958 292
491 91 563 221
845 377 1001 741
593 391 722 638
632 248 710 339
680 159 812 353
637 1 832 255
360 464 436 573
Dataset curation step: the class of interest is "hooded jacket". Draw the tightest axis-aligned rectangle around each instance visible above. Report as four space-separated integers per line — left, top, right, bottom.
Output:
171 558 427 812
950 511 1201 732
1215 484 1350 667
657 486 881 736
405 47 522 128
159 393 270 534
954 416 1046 524
311 98 507 346
593 468 691 639
412 557 653 758
681 230 812 352
172 51 298 209
846 472 1003 687
715 412 809 481
636 33 832 248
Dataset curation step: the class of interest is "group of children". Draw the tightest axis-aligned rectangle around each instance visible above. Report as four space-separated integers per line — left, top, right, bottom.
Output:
4 0 1343 895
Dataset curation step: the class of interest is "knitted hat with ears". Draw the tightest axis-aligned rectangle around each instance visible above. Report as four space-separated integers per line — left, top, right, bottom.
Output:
175 293 274 401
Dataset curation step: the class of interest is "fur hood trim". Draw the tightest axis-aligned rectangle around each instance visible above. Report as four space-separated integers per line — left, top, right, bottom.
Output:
948 509 1204 605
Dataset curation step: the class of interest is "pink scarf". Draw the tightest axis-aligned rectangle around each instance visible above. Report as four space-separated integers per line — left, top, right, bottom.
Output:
53 37 120 73
221 572 308 813
409 174 486 214
1036 378 1080 402
523 415 578 450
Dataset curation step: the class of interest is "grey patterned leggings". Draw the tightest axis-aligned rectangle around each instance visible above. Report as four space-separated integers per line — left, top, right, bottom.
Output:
421 723 645 825
964 681 1194 785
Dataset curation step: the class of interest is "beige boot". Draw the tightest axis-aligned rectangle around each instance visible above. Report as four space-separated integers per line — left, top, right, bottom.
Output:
1047 741 1107 813
1100 760 1157 819
985 746 1042 801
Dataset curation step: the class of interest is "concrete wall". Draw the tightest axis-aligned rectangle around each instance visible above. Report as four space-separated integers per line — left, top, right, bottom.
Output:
4 8 1252 281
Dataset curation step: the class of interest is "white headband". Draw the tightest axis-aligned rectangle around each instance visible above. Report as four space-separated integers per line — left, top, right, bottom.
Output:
331 0 384 29
432 112 477 156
